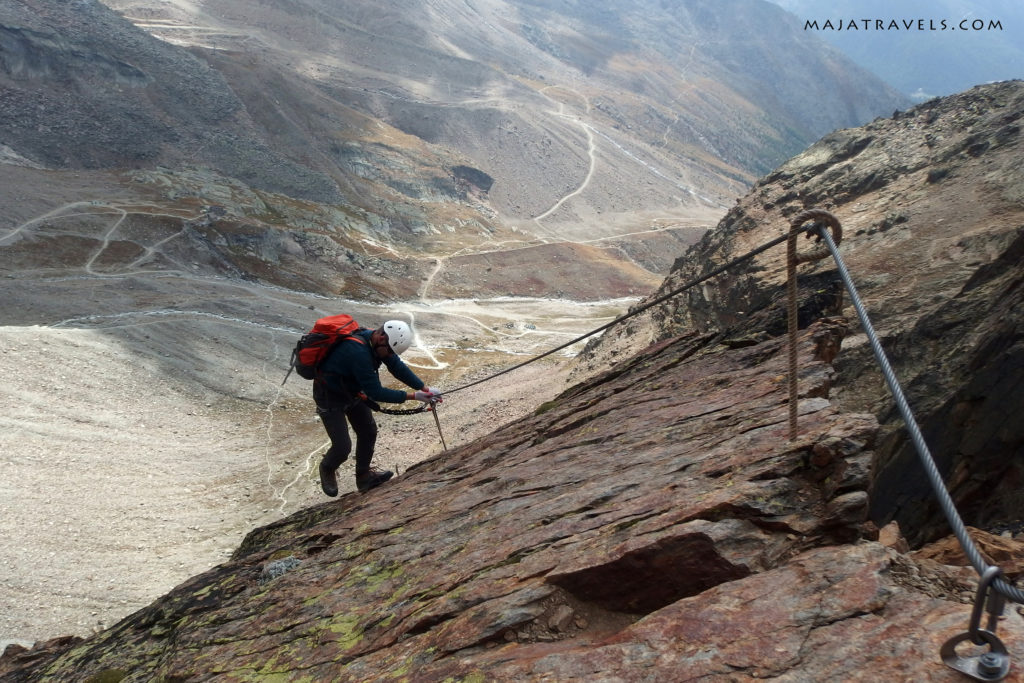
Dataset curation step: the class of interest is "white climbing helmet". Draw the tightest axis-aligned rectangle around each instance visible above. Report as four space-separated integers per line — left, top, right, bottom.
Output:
382 320 413 355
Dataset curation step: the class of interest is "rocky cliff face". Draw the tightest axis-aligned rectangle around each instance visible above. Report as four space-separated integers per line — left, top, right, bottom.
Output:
9 312 1024 680
579 80 1024 548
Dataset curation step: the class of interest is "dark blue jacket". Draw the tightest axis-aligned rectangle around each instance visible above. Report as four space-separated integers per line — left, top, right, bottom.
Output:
318 328 424 404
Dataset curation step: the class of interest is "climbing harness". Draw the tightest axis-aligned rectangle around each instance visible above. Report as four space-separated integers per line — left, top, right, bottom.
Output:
361 396 443 450
363 397 428 416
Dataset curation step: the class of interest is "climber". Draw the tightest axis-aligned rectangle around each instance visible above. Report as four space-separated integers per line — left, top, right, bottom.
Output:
314 320 442 496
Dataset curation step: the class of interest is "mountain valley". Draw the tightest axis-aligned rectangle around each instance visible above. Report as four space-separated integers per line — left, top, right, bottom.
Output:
1 0 931 654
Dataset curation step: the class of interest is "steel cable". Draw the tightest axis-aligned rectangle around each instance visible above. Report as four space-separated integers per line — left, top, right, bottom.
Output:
435 213 1020 605
815 224 1024 604
444 228 807 395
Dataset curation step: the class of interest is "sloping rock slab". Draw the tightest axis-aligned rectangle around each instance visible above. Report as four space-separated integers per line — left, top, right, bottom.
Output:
6 319 1017 681
410 542 1024 681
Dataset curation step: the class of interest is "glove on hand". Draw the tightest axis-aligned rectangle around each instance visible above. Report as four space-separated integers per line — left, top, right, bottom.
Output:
413 387 443 404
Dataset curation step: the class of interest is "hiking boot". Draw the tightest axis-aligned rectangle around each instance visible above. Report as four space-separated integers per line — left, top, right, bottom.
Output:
355 467 393 493
319 460 339 497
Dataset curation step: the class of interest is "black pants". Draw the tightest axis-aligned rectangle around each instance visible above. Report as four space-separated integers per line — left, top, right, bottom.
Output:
315 386 378 474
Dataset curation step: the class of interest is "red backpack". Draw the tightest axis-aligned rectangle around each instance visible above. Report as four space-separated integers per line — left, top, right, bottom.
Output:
282 314 366 384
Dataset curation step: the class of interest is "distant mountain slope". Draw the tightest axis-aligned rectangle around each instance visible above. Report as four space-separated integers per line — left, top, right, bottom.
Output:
0 0 342 202
2 0 911 239
767 0 1024 100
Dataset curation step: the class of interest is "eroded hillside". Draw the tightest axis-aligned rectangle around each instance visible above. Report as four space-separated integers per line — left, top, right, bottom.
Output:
3 0 909 244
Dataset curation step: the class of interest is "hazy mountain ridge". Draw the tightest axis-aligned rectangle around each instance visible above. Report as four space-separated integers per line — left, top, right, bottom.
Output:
2 0 911 245
767 0 1024 100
